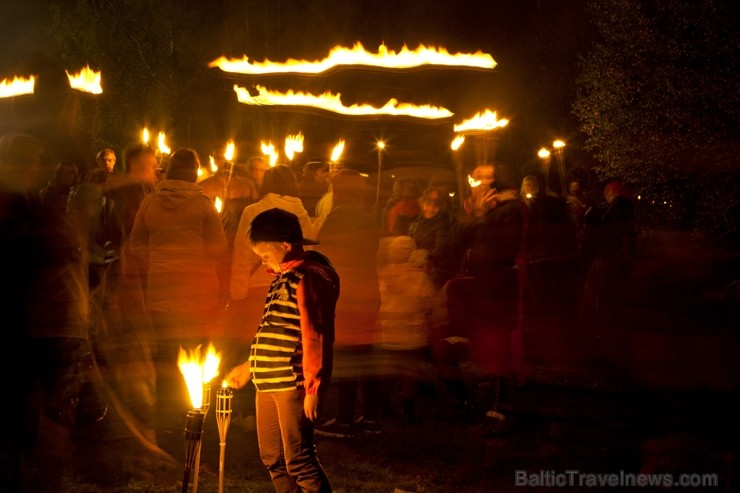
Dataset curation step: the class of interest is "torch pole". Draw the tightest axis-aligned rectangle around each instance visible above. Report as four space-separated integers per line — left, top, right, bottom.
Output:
192 384 212 493
182 410 206 493
216 385 233 493
375 146 383 209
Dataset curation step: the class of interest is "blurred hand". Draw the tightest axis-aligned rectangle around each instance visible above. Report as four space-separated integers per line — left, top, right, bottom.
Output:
304 393 319 422
225 362 251 389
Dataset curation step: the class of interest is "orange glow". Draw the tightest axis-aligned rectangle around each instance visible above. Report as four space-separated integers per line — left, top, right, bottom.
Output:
0 75 35 98
178 343 222 410
468 175 482 188
284 133 304 161
538 148 551 159
197 167 205 179
553 139 566 149
214 196 223 213
330 139 345 162
377 141 386 151
261 141 278 167
234 84 453 119
210 42 496 75
224 140 236 162
66 65 102 94
451 135 465 151
454 110 509 133
157 131 171 155
209 155 218 173
141 128 150 145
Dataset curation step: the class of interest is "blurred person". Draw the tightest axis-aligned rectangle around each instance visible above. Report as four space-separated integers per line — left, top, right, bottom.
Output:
299 161 330 218
314 170 384 437
408 186 453 289
579 179 637 332
228 164 317 429
381 176 422 236
39 160 79 218
129 148 229 430
226 208 339 493
96 148 116 174
246 154 270 192
78 144 176 484
200 144 259 252
449 164 524 421
377 236 438 423
462 162 496 216
1 133 91 492
102 142 158 252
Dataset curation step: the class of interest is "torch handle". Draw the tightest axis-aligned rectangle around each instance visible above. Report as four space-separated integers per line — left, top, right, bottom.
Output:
219 442 226 493
192 444 202 493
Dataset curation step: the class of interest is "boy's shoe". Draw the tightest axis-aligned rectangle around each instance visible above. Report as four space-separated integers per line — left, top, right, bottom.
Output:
314 418 355 438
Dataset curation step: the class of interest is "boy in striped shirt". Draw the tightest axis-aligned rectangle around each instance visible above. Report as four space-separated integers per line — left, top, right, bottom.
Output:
226 208 339 493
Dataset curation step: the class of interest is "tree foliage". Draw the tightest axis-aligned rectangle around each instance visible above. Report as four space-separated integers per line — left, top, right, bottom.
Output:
574 0 739 235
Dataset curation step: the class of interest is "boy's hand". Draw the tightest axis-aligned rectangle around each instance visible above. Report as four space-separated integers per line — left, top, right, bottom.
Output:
304 394 319 422
225 362 251 389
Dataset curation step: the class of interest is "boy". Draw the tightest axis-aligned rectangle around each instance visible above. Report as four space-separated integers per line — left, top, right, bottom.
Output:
226 208 339 493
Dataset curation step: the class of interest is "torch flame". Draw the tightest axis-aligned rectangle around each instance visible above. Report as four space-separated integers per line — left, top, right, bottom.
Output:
0 75 35 98
142 128 150 144
178 343 222 410
214 196 223 213
451 135 465 151
224 140 236 162
454 110 509 133
209 155 218 173
197 167 204 179
234 85 453 119
330 139 345 163
284 132 304 162
157 131 171 155
468 175 482 188
66 65 102 94
553 139 566 149
210 42 496 75
538 148 551 159
261 142 278 167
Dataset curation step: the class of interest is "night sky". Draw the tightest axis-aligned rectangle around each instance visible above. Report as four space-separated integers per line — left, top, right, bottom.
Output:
0 1 594 171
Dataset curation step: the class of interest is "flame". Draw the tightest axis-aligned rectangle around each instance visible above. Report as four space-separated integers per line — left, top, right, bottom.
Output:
261 141 278 167
553 139 566 149
451 135 465 151
377 141 386 151
284 132 304 161
330 139 345 162
0 75 35 98
178 344 222 409
468 174 482 188
234 85 453 119
210 42 496 75
142 128 150 144
209 155 218 173
66 65 102 94
454 110 509 133
157 131 171 155
538 148 551 159
224 140 236 161
526 193 533 199
214 196 223 213
197 167 204 179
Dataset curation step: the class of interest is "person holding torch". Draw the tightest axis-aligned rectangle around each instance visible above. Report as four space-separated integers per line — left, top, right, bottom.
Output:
226 208 339 493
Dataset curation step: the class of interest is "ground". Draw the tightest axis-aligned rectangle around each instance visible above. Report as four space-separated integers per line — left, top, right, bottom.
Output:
65 229 739 492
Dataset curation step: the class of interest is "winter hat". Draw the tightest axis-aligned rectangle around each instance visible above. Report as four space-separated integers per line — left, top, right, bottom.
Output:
167 148 200 182
331 169 366 204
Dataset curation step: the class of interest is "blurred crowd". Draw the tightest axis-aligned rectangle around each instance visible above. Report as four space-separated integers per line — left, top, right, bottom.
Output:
0 132 636 491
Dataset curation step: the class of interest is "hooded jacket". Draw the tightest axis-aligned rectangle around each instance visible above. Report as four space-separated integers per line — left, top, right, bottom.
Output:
130 180 228 313
230 193 317 300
